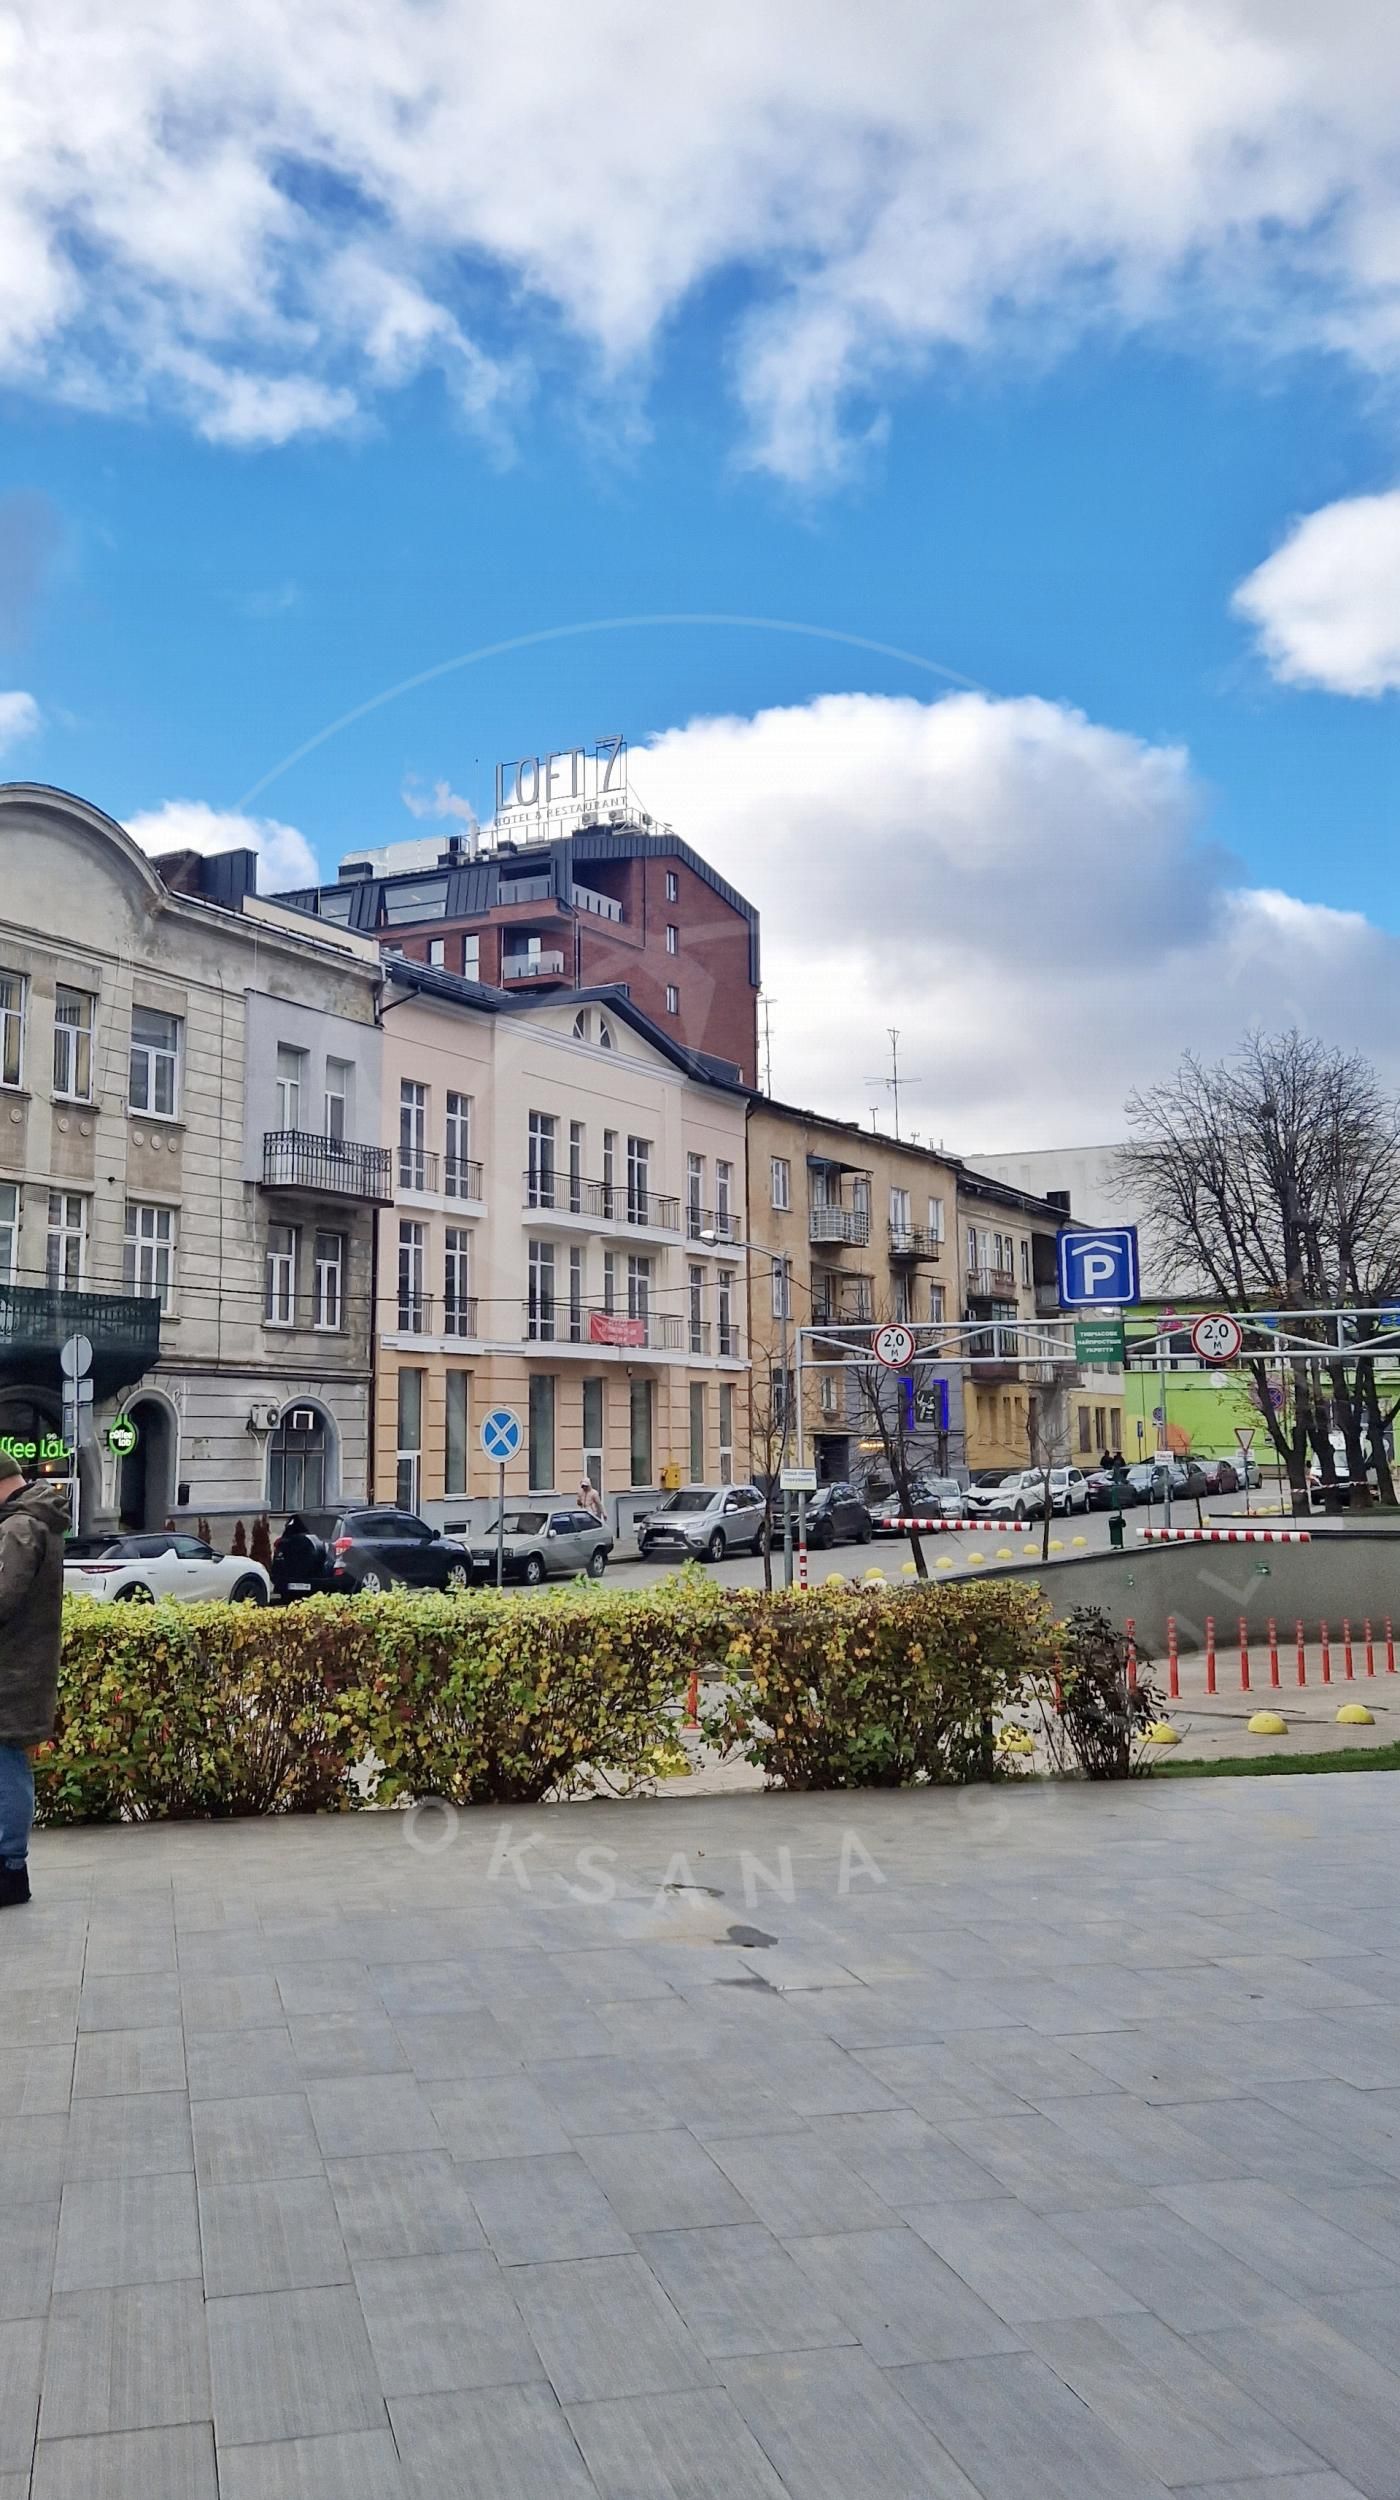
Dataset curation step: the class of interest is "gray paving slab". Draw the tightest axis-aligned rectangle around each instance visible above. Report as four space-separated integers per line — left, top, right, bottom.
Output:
892 2350 1173 2500
303 2073 442 2158
568 2385 791 2499
462 2151 636 2264
273 1964 379 2018
30 2422 218 2500
192 2093 324 2184
531 2054 674 2135
1047 2198 1305 2329
0 2043 73 2115
575 2128 754 2233
1203 2313 1400 2497
389 2383 596 2500
72 2028 185 2100
353 2251 543 2397
216 2427 408 2500
906 2197 1147 2321
185 2026 301 2101
1170 2479 1367 2500
55 2173 201 2291
720 2346 985 2500
636 2225 854 2360
807 2109 1007 2207
1024 2311 1323 2484
848 2039 1030 2121
371 1961 484 2017
388 2011 519 2077
0 2317 44 2471
1159 2179 1400 2296
78 1976 181 2034
1 2199 59 2322
1294 2183 1400 2268
63 2091 191 2182
39 2282 210 2438
706 2131 897 2238
180 1975 284 2033
788 2226 1026 2366
325 2151 486 2260
646 2053 816 2137
288 2014 407 2080
206 2285 387 2446
5 1986 80 2047
199 2176 350 2297
1161 2094 1400 2188
426 2071 571 2159
511 2253 714 2401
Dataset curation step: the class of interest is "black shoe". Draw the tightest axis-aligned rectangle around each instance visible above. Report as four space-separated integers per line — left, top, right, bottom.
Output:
0 1866 31 1907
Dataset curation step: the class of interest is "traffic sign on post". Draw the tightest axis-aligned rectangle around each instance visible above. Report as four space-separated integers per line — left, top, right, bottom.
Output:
59 1334 92 1380
480 1407 523 1464
1235 1426 1255 1454
779 1464 817 1492
872 1323 916 1369
1190 1312 1243 1364
1056 1228 1140 1307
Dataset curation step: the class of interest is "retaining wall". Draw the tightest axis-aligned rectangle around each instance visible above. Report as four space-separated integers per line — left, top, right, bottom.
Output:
975 1533 1400 1653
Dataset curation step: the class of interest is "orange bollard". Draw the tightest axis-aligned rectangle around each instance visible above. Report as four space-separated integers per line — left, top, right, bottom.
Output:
1296 1619 1306 1686
1268 1617 1280 1689
685 1671 699 1728
1239 1616 1251 1691
1366 1619 1375 1677
1321 1619 1332 1683
1388 1617 1396 1676
1167 1616 1179 1700
1205 1615 1216 1695
1344 1618 1355 1680
1125 1619 1137 1691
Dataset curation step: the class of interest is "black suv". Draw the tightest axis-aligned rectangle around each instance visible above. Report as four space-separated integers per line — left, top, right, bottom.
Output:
271 1508 479 1599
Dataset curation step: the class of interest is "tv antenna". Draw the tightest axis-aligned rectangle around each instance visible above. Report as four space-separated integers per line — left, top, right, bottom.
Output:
866 1026 921 1140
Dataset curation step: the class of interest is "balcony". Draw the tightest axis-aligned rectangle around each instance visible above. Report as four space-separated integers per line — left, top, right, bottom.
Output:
684 1205 740 1244
1023 1356 1076 1385
502 950 566 983
521 1303 685 1353
386 1294 479 1341
966 1264 1018 1299
888 1225 941 1261
0 1285 162 1399
1035 1282 1061 1316
498 874 554 905
263 1132 393 1204
570 882 623 922
522 1172 682 1233
445 1155 484 1202
809 1205 871 1248
688 1321 712 1356
718 1321 741 1357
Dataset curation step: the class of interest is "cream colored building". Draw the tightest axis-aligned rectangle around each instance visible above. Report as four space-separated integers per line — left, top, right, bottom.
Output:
373 969 751 1529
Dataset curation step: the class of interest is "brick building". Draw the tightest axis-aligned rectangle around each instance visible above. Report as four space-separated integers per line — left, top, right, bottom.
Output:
278 817 761 1087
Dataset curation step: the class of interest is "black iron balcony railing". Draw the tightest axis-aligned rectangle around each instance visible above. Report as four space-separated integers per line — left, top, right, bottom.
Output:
263 1132 393 1204
522 1301 685 1350
684 1204 739 1243
522 1171 682 1231
0 1285 162 1398
888 1225 941 1260
444 1155 484 1202
389 1292 481 1339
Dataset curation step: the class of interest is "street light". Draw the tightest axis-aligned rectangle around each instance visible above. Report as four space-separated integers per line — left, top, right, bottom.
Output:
697 1228 795 1586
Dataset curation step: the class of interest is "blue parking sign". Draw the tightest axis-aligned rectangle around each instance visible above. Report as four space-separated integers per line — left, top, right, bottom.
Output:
1056 1226 1140 1308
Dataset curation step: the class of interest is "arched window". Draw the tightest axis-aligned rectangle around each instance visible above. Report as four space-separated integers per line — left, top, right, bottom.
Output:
572 1009 592 1042
598 1017 614 1050
268 1405 332 1509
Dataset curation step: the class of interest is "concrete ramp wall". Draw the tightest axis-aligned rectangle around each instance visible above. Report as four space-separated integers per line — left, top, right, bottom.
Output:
978 1534 1400 1656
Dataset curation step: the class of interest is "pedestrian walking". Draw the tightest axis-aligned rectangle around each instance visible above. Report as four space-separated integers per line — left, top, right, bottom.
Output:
0 1457 71 1908
578 1478 604 1521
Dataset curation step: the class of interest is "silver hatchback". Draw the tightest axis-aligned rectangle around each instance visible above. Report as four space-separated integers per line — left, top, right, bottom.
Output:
471 1506 613 1586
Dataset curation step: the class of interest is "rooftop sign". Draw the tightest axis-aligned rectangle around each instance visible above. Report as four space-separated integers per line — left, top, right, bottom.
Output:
494 736 634 835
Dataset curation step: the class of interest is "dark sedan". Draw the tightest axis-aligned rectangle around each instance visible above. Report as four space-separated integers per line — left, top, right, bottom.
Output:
803 1481 874 1549
271 1508 479 1598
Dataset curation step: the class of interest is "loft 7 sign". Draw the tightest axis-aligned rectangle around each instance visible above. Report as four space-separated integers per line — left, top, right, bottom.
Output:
495 736 629 823
1056 1227 1140 1308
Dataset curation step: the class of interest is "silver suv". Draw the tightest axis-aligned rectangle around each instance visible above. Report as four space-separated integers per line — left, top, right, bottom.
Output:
637 1484 766 1562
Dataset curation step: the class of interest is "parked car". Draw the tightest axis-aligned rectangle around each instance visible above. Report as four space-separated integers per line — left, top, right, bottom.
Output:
962 1469 1051 1520
1049 1467 1090 1515
1193 1457 1239 1495
64 1532 271 1606
803 1482 874 1549
470 1506 613 1585
637 1484 766 1562
1085 1467 1134 1510
270 1508 477 1599
871 1476 966 1534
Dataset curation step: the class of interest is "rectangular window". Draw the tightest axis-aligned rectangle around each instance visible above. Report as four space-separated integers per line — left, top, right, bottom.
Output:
396 1367 424 1511
927 1195 945 1244
770 1156 790 1211
45 1190 86 1291
528 1238 555 1340
852 1175 871 1223
123 1201 176 1310
265 1222 297 1324
569 1119 584 1215
665 870 679 903
665 985 679 1016
582 1378 605 1497
718 1267 737 1356
0 1182 16 1283
686 1151 705 1237
893 1272 911 1323
129 1005 181 1118
719 1383 734 1483
626 1135 650 1223
666 924 679 955
569 1244 584 1342
1020 1237 1032 1287
444 1226 472 1335
771 1260 790 1320
399 1080 428 1189
53 987 94 1101
967 1226 978 1276
324 1057 352 1139
444 1090 473 1195
1078 1404 1092 1454
275 1043 306 1129
890 1186 911 1231
629 1378 653 1487
528 1109 557 1208
529 1373 556 1492
627 1254 652 1324
689 1262 706 1354
445 1371 470 1496
427 938 445 967
602 1130 617 1219
397 1218 426 1331
929 1282 946 1322
716 1159 733 1238
602 1249 616 1315
0 970 24 1089
462 934 480 980
689 1381 706 1482
313 1229 344 1330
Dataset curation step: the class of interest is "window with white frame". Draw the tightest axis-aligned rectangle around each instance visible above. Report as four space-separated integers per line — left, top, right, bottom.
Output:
602 1129 617 1217
927 1194 945 1244
718 1382 734 1483
129 1006 181 1118
324 1058 353 1139
400 1080 428 1190
427 938 445 966
892 1271 911 1322
1021 1236 1032 1286
627 1254 652 1323
967 1225 978 1275
397 1219 426 1331
716 1159 734 1238
275 1043 307 1130
461 933 480 981
770 1156 790 1211
602 1248 617 1314
0 1182 16 1283
568 1244 584 1341
265 1223 297 1324
890 1185 911 1232
396 1367 424 1512
569 1120 584 1215
445 1091 473 1195
686 1151 705 1237
268 1407 328 1509
666 924 679 955
528 1237 555 1340
444 1226 472 1335
123 1202 176 1310
0 970 24 1089
53 987 94 1101
445 1370 470 1496
689 1262 706 1354
626 1135 650 1222
929 1282 946 1322
664 984 679 1015
45 1190 86 1290
665 870 679 903
718 1267 737 1355
528 1109 556 1208
313 1229 344 1331
597 1017 614 1051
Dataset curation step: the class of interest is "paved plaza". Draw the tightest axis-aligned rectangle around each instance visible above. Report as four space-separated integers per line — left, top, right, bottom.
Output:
7 1777 1400 2497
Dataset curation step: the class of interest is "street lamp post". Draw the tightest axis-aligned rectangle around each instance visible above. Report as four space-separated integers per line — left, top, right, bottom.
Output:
699 1228 794 1587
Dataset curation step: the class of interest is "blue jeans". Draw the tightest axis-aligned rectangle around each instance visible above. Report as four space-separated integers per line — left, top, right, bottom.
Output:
0 1744 34 1870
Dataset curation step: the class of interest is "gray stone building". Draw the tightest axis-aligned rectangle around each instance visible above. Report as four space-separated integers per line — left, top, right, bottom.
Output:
0 785 386 1529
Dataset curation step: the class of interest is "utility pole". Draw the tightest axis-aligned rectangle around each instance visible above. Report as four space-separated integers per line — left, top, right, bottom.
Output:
867 1027 922 1141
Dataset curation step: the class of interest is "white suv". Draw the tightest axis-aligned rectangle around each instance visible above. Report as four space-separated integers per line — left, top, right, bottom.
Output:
637 1484 767 1562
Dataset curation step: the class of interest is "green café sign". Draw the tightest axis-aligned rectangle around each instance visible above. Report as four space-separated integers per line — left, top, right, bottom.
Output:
105 1415 139 1459
0 1433 72 1463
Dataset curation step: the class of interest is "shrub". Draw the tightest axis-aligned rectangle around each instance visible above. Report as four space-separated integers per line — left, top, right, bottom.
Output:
703 1578 1057 1788
250 1514 274 1568
1034 1604 1162 1778
196 1516 213 1547
230 1518 248 1556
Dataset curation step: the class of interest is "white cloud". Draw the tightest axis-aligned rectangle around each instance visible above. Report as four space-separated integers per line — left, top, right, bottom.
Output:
5 4 1400 469
123 799 317 891
636 690 1400 1144
0 690 41 754
1233 488 1400 695
402 774 479 833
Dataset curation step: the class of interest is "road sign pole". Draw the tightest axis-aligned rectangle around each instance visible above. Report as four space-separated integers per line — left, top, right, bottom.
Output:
496 1463 506 1588
1160 1334 1172 1529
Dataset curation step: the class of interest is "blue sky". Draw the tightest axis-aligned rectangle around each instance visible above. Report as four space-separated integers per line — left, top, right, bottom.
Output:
2 1 1398 1140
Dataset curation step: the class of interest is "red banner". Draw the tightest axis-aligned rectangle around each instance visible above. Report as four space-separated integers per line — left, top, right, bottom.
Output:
589 1311 646 1346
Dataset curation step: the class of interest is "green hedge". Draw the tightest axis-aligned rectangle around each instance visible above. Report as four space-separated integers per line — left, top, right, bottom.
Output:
38 1575 1055 1824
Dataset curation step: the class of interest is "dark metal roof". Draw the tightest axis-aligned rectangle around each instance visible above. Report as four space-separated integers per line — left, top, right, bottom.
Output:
379 960 747 1094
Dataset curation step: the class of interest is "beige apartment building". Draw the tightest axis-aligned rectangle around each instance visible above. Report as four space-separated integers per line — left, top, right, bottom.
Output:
745 1099 1124 1485
372 967 751 1528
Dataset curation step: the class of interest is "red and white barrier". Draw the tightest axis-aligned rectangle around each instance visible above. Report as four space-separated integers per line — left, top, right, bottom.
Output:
889 1517 1034 1532
1138 1527 1311 1544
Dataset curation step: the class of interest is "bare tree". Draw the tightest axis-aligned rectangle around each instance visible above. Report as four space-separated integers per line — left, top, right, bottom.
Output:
1121 1033 1400 1512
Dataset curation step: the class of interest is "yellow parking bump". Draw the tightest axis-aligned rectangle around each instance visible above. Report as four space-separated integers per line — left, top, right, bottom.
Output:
1337 1701 1375 1725
1048 1539 1063 1552
1248 1710 1288 1736
967 1552 985 1565
936 1555 955 1568
1071 1535 1087 1547
996 1547 1013 1559
1144 1720 1180 1746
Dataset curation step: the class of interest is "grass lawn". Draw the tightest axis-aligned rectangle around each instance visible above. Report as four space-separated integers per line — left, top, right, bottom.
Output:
1157 1741 1400 1779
